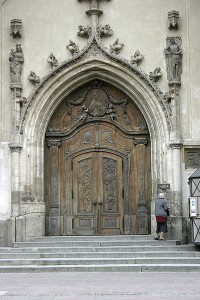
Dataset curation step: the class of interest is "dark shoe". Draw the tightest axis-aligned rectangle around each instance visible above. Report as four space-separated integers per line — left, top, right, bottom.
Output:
154 237 159 240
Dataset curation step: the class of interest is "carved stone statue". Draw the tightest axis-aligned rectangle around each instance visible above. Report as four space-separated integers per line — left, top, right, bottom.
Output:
98 24 113 37
164 37 182 83
10 19 22 38
28 71 41 85
168 10 180 31
77 25 92 38
149 67 162 82
66 40 80 56
9 44 24 86
78 106 89 121
130 50 144 64
106 104 115 121
47 53 59 69
110 38 124 55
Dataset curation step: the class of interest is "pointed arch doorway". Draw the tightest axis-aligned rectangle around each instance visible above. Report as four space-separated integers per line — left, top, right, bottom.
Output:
44 80 151 235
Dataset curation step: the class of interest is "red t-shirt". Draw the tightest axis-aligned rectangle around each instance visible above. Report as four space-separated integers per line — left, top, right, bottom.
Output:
156 216 167 223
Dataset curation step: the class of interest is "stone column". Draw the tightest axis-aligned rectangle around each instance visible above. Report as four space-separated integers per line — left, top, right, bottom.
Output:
9 143 23 216
134 138 148 234
169 142 184 240
47 140 61 235
86 0 103 30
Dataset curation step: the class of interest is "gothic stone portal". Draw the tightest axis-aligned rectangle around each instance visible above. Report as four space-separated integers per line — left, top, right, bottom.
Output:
44 81 151 235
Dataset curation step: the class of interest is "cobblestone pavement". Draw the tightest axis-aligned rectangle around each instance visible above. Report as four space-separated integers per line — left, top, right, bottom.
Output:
0 272 200 300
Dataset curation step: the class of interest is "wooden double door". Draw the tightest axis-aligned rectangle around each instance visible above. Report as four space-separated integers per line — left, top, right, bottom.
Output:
72 151 123 235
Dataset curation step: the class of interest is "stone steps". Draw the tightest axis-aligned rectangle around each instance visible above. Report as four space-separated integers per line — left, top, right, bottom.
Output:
0 235 199 272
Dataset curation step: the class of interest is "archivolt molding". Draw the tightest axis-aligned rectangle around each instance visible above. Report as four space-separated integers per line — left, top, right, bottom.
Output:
19 34 172 136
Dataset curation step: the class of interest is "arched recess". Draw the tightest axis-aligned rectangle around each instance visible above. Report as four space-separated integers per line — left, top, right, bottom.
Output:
20 58 170 237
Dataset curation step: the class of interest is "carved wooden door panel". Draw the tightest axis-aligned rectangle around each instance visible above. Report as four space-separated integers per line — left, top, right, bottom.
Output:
72 152 123 235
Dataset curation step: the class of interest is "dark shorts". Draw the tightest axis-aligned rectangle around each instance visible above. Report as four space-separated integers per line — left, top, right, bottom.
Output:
156 222 168 233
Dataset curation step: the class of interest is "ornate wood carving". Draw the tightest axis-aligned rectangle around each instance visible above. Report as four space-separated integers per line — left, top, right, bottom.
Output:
45 83 151 236
134 138 148 234
103 158 118 212
78 158 92 212
48 140 61 235
47 81 148 135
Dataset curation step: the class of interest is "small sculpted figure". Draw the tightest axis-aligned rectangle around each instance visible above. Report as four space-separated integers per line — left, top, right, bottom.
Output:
28 71 40 85
9 44 24 85
47 53 59 68
66 40 79 56
77 25 91 38
131 50 144 64
149 67 162 82
164 37 182 82
110 38 124 55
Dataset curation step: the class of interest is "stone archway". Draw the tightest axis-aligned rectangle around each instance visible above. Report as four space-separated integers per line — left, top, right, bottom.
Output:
44 80 151 235
17 58 169 240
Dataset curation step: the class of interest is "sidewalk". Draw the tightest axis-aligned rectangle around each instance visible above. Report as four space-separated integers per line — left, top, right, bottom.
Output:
0 272 200 300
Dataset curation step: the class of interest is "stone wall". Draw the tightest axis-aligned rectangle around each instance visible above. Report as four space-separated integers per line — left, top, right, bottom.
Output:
0 0 200 244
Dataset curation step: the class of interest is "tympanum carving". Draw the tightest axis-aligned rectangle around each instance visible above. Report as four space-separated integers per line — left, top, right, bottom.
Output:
47 81 148 134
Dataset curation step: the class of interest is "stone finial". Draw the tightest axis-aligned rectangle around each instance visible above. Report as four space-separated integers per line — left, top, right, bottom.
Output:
66 40 80 56
47 53 59 69
164 37 182 84
149 67 162 82
98 24 113 37
77 25 92 38
28 71 40 85
9 44 24 88
10 19 22 38
110 38 124 55
130 50 144 65
168 10 180 30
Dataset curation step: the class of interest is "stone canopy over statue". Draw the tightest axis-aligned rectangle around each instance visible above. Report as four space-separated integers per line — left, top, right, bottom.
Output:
164 37 182 85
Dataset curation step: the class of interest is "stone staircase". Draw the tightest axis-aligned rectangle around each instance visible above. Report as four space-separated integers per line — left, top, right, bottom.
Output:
0 235 200 272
